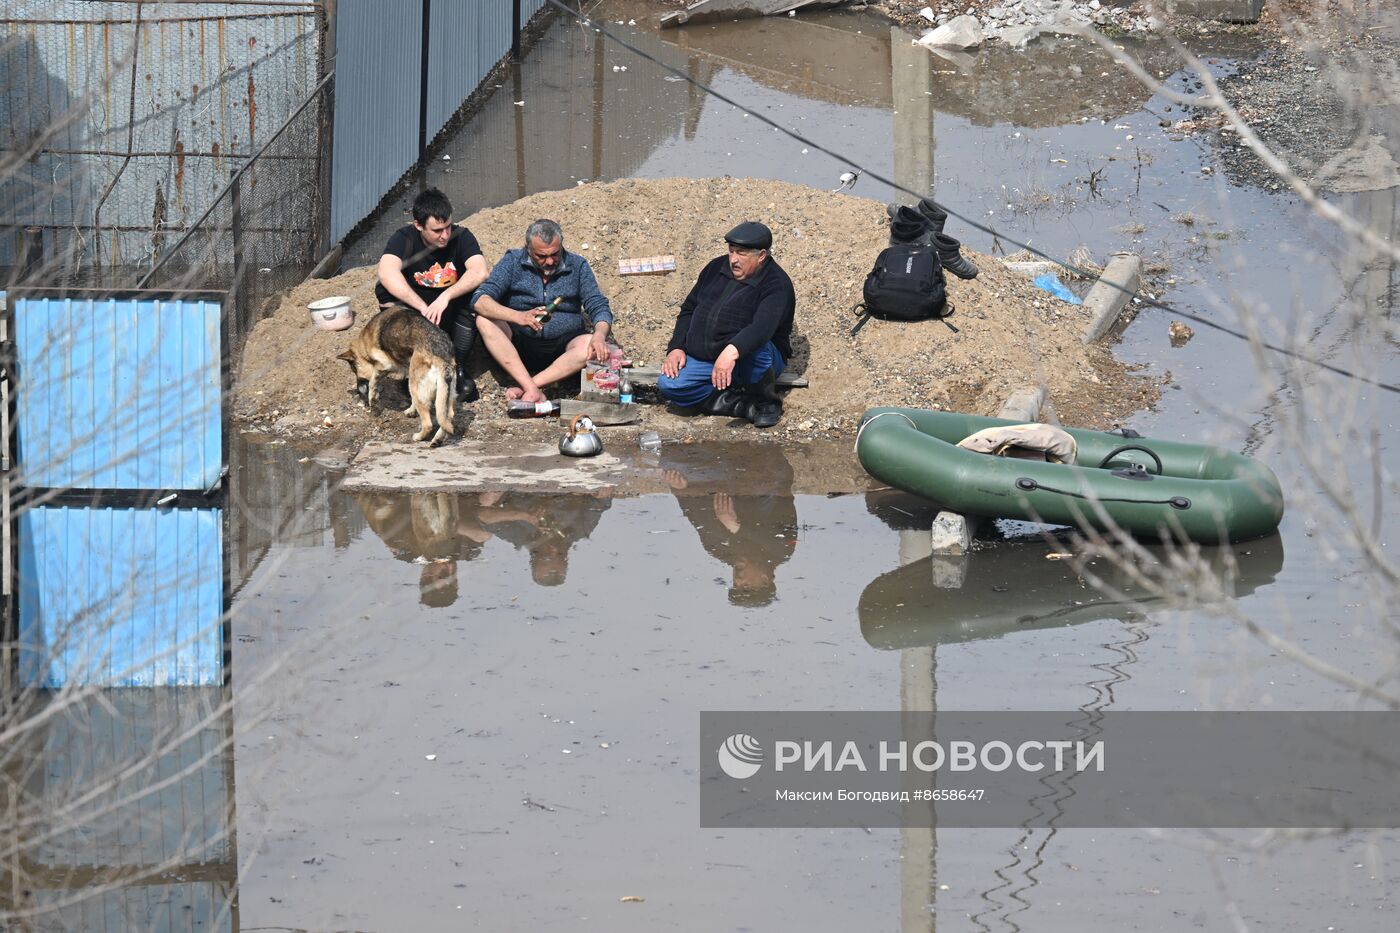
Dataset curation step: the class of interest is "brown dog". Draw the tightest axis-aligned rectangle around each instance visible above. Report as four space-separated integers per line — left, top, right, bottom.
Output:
337 306 457 446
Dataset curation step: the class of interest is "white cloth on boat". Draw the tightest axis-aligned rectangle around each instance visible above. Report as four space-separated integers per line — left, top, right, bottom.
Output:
956 423 1078 464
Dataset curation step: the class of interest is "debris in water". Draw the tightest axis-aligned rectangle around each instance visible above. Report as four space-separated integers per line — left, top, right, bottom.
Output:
425 754 437 761
619 895 645 903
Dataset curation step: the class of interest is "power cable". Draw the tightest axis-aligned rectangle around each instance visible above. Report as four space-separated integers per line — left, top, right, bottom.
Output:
540 0 1400 395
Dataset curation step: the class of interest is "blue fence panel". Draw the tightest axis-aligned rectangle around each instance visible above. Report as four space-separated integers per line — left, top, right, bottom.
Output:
13 296 222 491
18 505 224 687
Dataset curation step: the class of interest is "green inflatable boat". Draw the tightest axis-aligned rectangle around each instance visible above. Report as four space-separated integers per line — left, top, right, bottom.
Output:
856 408 1284 544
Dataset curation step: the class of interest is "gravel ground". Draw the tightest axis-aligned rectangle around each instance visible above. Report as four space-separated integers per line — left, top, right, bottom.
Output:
1188 26 1400 193
235 178 1155 452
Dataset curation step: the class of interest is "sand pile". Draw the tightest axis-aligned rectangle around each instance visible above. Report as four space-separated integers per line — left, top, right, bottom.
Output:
235 177 1156 447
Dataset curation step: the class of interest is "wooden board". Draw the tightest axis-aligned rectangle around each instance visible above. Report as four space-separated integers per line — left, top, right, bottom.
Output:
625 365 808 388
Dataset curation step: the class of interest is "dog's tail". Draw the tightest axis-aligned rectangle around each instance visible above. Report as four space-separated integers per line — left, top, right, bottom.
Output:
431 364 455 446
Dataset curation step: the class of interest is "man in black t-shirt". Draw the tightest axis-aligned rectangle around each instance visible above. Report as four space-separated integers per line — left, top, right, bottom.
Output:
375 188 490 403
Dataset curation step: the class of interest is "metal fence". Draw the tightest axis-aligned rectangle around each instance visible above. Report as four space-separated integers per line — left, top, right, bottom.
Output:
0 1 324 282
327 0 550 242
4 0 557 350
135 73 331 345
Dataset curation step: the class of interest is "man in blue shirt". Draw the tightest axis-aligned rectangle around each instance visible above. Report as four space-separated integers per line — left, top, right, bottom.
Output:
659 221 794 428
471 219 614 405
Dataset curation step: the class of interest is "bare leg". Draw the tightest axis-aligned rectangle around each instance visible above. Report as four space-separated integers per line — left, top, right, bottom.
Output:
478 317 545 403
528 334 592 390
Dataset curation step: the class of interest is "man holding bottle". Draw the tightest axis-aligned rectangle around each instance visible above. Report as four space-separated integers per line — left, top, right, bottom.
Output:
471 219 614 405
658 221 795 429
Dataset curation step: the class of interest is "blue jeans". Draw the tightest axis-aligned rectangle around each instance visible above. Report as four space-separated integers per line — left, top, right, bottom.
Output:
657 342 785 407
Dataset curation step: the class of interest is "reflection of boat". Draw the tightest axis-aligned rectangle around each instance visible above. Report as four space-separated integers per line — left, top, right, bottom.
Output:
858 534 1285 650
856 408 1285 544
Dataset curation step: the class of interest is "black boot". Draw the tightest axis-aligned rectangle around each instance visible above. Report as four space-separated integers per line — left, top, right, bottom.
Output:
934 232 979 280
452 313 479 402
739 368 783 429
888 205 932 247
456 371 479 404
702 387 746 417
916 197 948 237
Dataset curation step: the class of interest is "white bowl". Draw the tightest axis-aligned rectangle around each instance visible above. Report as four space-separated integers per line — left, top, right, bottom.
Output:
308 296 354 331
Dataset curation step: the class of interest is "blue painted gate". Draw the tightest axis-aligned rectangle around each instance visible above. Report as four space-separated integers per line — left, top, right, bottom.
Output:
6 290 227 687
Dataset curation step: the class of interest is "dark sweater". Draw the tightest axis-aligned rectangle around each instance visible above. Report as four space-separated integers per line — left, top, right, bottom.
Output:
667 256 795 362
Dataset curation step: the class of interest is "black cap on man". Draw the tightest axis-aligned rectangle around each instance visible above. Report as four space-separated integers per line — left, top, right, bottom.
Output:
724 221 772 251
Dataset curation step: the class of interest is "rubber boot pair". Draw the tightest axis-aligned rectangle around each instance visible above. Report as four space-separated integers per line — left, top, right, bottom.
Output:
701 368 783 428
886 198 980 280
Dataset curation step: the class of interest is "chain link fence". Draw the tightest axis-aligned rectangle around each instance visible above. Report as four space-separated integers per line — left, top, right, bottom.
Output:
1 1 324 308
136 72 330 347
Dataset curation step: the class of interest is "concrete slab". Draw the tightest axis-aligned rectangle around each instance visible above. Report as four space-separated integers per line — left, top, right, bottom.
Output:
344 439 632 494
1162 0 1264 24
998 386 1047 424
341 437 879 497
928 384 1046 555
1081 253 1143 344
660 0 848 29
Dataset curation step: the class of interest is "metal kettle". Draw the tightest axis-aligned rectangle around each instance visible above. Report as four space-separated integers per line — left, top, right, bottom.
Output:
559 414 603 457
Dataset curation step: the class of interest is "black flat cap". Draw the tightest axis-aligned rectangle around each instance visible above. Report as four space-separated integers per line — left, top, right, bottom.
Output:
724 221 772 250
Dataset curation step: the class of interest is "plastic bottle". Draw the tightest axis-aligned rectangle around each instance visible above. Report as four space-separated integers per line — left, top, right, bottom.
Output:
507 399 561 418
619 371 633 405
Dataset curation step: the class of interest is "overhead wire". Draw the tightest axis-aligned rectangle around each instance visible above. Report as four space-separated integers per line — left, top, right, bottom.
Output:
539 0 1400 395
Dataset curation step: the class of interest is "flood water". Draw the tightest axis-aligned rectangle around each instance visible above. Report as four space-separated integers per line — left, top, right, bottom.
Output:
27 0 1400 929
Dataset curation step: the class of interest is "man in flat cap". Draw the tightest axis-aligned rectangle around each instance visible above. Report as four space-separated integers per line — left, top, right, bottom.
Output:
658 221 795 428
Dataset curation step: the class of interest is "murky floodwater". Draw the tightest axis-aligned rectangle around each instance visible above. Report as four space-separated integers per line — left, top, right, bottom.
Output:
27 1 1399 929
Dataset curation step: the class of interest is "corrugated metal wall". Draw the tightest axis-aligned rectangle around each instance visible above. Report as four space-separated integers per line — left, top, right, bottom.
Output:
329 0 550 242
18 505 224 686
12 295 222 491
8 292 227 689
0 1 322 273
20 687 235 929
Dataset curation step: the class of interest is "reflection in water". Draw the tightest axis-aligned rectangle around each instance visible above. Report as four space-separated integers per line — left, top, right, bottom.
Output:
352 490 614 604
859 533 1286 651
0 688 237 929
346 5 1246 267
860 487 1284 932
660 444 798 606
658 14 1187 126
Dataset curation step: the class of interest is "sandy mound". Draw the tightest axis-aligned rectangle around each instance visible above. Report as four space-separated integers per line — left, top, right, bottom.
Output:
235 177 1156 447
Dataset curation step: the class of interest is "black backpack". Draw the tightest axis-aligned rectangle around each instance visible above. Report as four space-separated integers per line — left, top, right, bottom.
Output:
851 243 956 335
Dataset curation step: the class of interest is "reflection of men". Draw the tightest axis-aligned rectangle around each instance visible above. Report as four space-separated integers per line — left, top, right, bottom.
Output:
471 219 614 404
659 221 795 428
375 188 490 403
484 491 612 587
662 447 797 606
